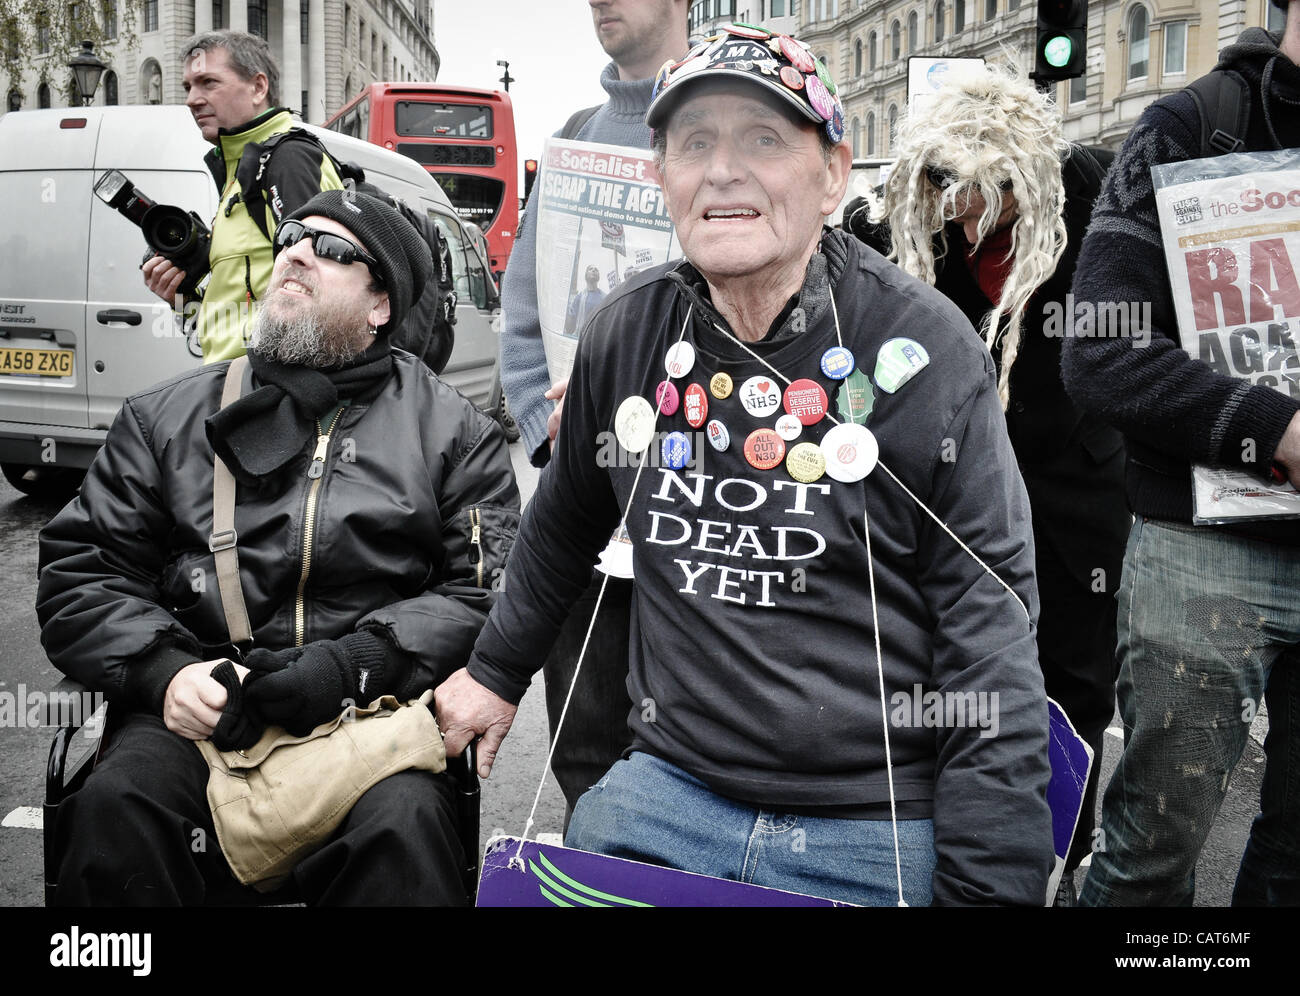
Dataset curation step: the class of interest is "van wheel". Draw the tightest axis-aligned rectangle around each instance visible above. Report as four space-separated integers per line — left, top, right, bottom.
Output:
0 462 83 500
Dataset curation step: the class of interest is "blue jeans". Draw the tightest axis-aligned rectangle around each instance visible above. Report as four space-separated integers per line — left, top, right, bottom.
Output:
1080 517 1300 906
566 751 936 906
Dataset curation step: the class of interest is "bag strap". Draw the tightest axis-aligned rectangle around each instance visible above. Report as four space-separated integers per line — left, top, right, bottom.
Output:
238 128 361 244
210 354 254 651
1186 70 1250 156
560 104 600 140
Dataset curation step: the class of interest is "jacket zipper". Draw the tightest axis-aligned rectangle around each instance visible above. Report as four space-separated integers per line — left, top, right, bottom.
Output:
468 508 483 587
294 407 345 646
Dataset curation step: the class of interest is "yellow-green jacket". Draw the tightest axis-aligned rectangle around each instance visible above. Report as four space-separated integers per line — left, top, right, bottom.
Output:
198 108 344 362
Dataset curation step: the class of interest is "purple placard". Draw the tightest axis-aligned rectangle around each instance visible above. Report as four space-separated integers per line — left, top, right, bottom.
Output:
477 837 850 907
1045 696 1094 902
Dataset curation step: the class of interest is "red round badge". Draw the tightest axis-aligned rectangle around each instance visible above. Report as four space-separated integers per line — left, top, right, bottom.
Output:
783 378 829 426
744 428 786 470
779 65 805 90
683 383 709 428
778 35 816 73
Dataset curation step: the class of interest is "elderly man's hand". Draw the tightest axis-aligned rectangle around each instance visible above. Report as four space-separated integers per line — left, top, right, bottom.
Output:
435 667 518 778
163 659 247 740
142 254 186 305
545 378 568 453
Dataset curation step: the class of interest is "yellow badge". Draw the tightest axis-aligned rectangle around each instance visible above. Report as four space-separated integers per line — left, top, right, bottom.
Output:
709 371 734 399
786 441 826 483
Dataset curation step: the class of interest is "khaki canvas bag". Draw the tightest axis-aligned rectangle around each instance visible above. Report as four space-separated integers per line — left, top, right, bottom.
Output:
198 355 446 891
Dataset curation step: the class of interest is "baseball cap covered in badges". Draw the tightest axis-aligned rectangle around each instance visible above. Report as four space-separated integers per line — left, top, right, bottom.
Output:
646 24 845 145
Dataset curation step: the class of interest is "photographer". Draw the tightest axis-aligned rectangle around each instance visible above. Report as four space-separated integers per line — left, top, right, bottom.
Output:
143 30 344 362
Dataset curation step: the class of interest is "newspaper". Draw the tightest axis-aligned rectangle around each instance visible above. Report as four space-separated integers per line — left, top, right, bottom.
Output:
535 137 682 386
532 138 682 577
1153 149 1300 523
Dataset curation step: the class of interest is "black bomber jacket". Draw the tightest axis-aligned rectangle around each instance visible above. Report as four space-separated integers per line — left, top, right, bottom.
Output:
36 350 520 710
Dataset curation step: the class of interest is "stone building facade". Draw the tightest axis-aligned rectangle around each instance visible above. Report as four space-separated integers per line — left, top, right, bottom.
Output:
3 0 439 125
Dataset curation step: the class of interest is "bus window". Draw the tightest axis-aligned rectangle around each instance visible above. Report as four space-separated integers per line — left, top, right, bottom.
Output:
431 210 489 310
397 102 492 139
431 174 504 232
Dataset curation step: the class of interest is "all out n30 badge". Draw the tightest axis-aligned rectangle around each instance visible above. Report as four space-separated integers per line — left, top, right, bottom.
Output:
683 383 709 428
664 340 696 378
739 375 782 418
744 427 786 470
706 419 730 452
662 431 693 470
614 395 656 454
783 378 828 425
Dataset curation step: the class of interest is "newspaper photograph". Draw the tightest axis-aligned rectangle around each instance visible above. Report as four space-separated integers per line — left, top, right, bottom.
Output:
1153 149 1300 523
534 137 682 385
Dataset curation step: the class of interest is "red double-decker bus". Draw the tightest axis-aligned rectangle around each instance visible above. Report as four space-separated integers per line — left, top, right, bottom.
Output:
325 83 518 277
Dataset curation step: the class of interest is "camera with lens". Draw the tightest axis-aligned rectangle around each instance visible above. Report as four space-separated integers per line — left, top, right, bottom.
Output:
94 169 212 298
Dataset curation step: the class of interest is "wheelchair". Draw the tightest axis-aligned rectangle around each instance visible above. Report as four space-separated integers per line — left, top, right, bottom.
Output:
43 677 480 906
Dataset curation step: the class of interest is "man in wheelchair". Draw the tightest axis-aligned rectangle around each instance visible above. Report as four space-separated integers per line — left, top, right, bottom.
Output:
36 191 519 906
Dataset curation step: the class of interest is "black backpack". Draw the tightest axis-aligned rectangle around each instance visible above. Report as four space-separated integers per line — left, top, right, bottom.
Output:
1186 69 1251 156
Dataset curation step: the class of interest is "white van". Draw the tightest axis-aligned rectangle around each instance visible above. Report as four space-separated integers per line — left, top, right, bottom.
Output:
0 105 506 497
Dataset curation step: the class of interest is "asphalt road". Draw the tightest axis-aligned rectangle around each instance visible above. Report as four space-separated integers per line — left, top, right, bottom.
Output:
0 439 1269 907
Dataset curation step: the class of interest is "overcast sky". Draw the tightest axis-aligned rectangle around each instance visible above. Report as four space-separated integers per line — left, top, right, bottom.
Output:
434 1 612 184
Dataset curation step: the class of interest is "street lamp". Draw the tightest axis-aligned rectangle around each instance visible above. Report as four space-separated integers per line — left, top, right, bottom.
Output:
496 59 514 93
68 40 108 107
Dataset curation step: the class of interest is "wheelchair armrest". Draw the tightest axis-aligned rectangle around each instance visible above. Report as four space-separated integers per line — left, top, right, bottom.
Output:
445 740 481 899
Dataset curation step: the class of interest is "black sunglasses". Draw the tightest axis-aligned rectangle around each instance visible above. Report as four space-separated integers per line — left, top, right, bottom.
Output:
273 220 384 285
924 164 1013 193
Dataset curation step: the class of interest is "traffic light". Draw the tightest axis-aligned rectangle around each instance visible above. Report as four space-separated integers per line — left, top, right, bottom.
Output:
1033 0 1087 82
523 159 538 203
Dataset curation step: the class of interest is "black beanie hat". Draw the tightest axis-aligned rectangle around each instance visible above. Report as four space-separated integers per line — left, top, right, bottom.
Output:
284 190 433 335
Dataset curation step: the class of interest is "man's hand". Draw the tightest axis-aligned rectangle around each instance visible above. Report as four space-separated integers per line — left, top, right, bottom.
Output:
1273 411 1300 489
435 667 518 779
142 254 185 305
163 659 247 740
546 378 568 453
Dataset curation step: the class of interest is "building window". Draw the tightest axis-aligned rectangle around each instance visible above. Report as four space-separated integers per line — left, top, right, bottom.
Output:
1164 20 1186 76
7 90 21 112
359 20 367 62
888 104 898 151
249 0 269 39
891 20 900 61
1008 0 1019 8
771 0 785 13
37 17 50 53
855 39 862 76
985 0 996 19
103 70 118 104
102 0 117 39
1127 6 1149 81
213 0 223 28
1267 1 1286 33
1069 72 1085 104
866 111 875 155
935 1 945 42
302 0 310 44
868 30 877 70
344 5 351 48
718 0 734 15
143 0 158 32
908 11 918 53
371 32 378 73
38 83 51 108
954 0 965 33
851 116 860 156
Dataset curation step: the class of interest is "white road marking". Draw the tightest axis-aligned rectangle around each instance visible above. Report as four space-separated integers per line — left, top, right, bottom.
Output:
537 833 563 846
2 806 42 829
1105 726 1123 739
1078 853 1092 868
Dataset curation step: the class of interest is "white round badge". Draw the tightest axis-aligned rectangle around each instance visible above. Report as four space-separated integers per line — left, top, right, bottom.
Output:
664 340 697 379
775 413 803 441
739 375 783 418
614 395 656 454
820 422 879 483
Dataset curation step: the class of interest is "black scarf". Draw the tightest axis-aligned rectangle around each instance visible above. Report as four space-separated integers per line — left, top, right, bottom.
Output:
205 340 393 484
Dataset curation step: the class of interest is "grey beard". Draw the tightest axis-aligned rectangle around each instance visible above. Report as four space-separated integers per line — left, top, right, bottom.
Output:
249 303 370 368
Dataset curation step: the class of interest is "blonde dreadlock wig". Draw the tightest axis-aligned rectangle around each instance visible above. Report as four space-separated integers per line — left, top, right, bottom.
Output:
877 64 1069 408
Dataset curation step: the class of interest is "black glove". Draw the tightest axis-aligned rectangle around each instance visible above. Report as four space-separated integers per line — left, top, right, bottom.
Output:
244 631 411 736
209 659 264 751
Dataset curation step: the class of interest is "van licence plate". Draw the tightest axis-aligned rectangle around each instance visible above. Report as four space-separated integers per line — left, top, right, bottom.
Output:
0 346 74 377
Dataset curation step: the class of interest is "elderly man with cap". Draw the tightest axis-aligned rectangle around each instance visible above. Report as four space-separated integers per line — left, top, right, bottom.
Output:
438 27 1052 906
845 65 1128 905
38 191 520 906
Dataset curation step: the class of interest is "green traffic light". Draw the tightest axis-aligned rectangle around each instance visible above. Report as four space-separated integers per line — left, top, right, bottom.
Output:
1044 35 1074 68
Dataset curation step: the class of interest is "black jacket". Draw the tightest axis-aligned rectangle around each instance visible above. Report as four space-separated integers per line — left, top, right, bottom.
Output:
37 351 520 709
